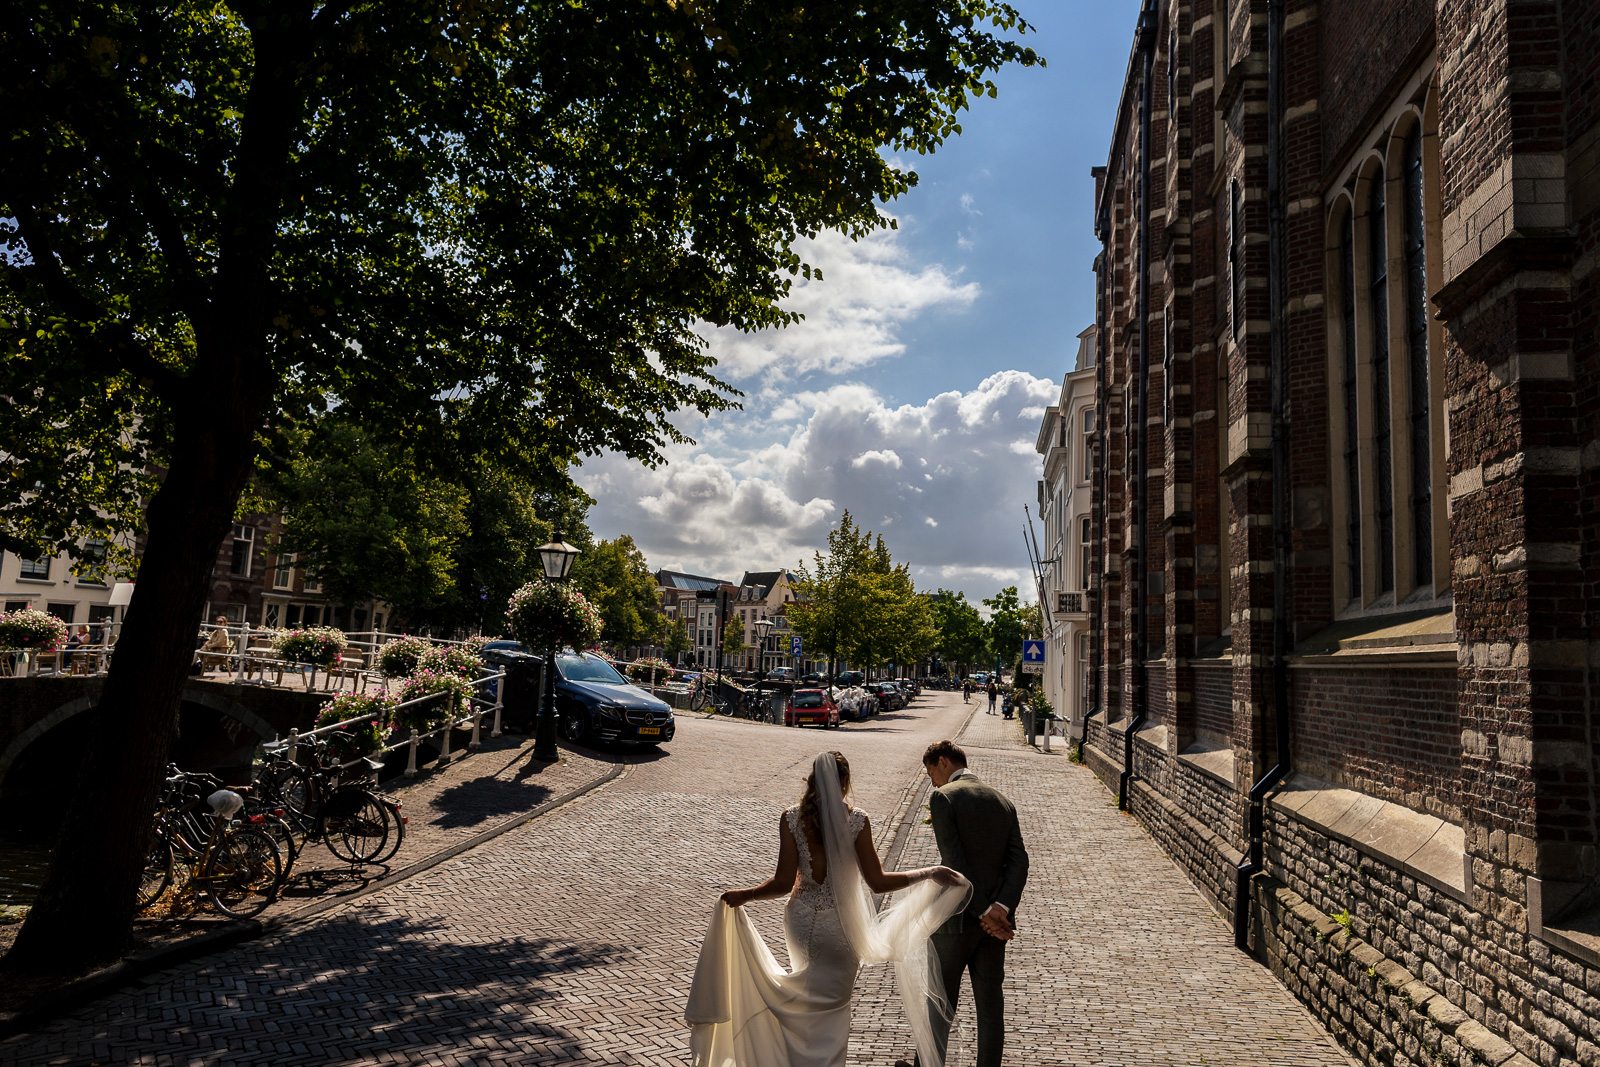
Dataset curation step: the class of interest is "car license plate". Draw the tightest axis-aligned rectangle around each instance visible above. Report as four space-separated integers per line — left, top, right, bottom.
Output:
638 727 661 736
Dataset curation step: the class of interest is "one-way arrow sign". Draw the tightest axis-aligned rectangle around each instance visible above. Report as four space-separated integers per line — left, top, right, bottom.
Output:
1020 639 1046 673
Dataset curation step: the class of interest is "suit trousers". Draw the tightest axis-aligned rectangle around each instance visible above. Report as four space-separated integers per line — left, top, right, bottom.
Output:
927 923 1007 1067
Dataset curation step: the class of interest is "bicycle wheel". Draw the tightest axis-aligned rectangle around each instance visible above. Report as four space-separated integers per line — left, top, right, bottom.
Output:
137 837 173 912
201 826 282 919
689 687 708 712
320 790 389 864
371 798 406 865
258 763 317 833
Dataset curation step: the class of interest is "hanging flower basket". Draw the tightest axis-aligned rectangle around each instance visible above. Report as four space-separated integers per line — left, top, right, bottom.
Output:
377 635 434 678
271 626 347 667
418 643 484 680
391 670 471 735
506 580 602 652
0 609 70 652
315 691 392 758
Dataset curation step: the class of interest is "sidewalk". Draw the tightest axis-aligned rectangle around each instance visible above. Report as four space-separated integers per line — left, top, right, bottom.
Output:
0 735 617 1028
847 705 1354 1066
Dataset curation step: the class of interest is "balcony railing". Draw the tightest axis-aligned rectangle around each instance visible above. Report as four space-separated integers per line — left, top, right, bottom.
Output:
1055 591 1086 616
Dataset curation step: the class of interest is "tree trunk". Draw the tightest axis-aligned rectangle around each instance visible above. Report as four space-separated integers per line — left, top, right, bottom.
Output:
4 424 257 975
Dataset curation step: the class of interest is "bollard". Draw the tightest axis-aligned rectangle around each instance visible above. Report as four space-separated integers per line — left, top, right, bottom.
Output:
491 681 504 738
1041 717 1051 753
440 712 453 761
405 728 420 778
469 707 482 751
286 727 300 764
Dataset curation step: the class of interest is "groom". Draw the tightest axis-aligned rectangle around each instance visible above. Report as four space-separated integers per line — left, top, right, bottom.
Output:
898 740 1029 1067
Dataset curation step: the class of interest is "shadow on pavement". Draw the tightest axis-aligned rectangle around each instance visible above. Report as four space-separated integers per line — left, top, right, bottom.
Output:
428 776 554 830
11 911 632 1065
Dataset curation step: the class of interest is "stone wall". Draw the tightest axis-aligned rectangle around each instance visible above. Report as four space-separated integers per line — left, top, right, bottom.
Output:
1129 732 1243 919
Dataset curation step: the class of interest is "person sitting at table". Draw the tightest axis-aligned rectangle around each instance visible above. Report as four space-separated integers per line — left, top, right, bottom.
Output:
61 626 90 671
200 616 233 670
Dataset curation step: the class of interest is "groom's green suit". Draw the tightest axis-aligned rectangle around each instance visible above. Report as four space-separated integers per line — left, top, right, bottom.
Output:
926 769 1029 1067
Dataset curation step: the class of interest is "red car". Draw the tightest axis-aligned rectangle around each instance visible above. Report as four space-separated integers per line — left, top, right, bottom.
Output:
785 688 840 728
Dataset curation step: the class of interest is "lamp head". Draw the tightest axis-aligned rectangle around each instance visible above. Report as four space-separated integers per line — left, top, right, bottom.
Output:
537 530 580 581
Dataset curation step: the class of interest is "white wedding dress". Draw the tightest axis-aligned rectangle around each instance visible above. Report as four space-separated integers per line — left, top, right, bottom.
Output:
686 754 970 1067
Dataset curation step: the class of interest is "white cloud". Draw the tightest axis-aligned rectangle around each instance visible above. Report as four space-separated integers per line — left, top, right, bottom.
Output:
699 227 978 382
575 370 1057 602
851 449 902 470
959 193 981 216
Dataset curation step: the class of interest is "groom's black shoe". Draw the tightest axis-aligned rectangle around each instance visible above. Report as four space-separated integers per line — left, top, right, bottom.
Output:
893 1058 917 1067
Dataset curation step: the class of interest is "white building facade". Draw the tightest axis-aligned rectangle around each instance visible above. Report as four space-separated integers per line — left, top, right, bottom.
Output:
1034 327 1097 738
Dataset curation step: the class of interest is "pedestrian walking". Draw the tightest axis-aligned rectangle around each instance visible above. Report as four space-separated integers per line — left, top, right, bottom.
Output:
986 680 998 714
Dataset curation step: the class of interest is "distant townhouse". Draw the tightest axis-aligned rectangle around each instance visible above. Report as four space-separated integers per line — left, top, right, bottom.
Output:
1033 326 1096 734
654 569 728 668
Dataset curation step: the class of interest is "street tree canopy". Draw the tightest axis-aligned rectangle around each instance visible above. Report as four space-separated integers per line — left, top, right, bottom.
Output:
570 535 663 649
0 0 1038 973
930 589 989 675
982 585 1036 671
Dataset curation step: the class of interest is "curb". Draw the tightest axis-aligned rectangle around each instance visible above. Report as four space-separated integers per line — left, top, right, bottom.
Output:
0 745 625 1042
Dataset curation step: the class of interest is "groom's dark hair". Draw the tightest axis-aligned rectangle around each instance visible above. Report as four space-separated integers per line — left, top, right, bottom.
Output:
922 740 967 767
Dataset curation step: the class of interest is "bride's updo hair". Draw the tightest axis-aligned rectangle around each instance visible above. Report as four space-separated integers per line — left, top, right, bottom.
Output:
797 751 851 842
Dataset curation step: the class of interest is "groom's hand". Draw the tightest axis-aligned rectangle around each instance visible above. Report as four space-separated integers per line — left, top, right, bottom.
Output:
979 903 1015 940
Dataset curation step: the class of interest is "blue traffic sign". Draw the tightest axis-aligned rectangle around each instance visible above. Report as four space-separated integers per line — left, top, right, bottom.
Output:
790 634 803 656
1021 639 1046 664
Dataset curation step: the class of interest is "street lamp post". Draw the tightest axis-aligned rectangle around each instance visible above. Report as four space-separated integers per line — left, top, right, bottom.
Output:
753 617 773 722
534 530 580 762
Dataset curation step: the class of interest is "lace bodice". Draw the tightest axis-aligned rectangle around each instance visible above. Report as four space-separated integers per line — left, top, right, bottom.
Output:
786 806 866 901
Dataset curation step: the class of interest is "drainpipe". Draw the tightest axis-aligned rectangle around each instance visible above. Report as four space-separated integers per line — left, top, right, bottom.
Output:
1119 0 1157 812
1233 0 1294 953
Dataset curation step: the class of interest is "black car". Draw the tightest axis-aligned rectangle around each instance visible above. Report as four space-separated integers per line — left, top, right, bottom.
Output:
554 652 676 748
799 672 825 686
863 682 903 711
836 670 866 687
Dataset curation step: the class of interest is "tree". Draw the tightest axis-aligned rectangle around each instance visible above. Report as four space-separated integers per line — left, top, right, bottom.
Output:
721 616 749 667
661 617 693 664
788 511 875 681
0 0 1037 972
931 589 989 677
982 586 1033 674
569 536 662 650
271 421 469 618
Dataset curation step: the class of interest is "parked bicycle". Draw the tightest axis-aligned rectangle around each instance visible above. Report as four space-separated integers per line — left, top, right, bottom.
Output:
138 768 284 919
253 737 403 865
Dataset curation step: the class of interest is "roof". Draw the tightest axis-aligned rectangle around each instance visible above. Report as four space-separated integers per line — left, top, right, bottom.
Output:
738 569 788 590
655 569 728 592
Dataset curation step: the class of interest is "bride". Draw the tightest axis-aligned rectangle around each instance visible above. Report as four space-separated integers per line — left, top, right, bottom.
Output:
686 751 971 1067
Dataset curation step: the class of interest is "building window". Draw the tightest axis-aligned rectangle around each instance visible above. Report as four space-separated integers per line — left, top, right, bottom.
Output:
263 603 282 629
1339 214 1362 601
1081 407 1095 483
1367 167 1396 596
230 525 255 577
1229 178 1245 339
1080 517 1093 591
18 556 49 580
1078 634 1090 718
1401 125 1433 585
46 602 75 623
302 574 321 594
77 539 108 586
4 600 29 612
273 553 294 590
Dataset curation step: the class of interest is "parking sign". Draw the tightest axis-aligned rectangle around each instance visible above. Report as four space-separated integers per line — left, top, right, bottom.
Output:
790 634 803 656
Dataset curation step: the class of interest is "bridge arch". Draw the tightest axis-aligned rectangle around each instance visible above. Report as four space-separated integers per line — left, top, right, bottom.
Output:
0 685 277 788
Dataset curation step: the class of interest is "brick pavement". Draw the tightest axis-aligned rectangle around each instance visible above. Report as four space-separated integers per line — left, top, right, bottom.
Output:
2 691 1350 1065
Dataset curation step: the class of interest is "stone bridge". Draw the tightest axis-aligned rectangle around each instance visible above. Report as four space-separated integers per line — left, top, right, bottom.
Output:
0 677 330 833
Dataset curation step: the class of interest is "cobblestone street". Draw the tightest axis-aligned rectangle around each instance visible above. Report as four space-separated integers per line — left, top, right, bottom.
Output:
3 692 1350 1065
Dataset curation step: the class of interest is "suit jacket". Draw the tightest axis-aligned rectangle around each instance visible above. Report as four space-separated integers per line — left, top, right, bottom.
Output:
928 772 1029 927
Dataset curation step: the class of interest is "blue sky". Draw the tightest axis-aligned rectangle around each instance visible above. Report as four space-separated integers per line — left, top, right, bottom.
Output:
578 1 1141 604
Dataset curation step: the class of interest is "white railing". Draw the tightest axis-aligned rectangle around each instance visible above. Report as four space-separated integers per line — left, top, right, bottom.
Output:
266 669 510 779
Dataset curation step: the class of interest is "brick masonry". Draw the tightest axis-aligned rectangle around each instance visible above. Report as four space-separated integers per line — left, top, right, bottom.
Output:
1087 0 1600 1064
